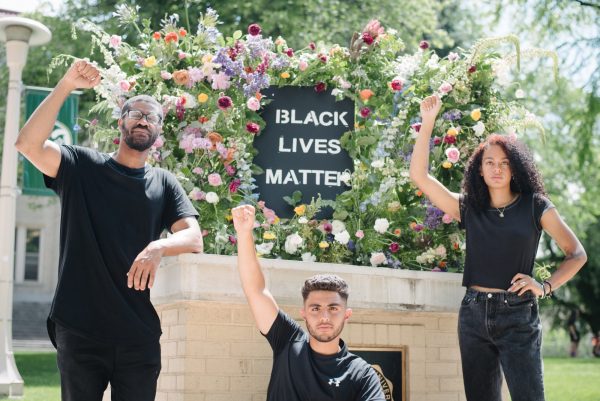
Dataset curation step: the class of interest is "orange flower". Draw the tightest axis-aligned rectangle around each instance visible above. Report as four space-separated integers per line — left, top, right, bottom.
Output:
165 32 178 44
409 222 417 230
255 92 263 100
207 132 223 150
453 242 460 250
178 28 187 37
172 70 190 86
152 32 161 40
359 89 375 101
198 116 209 123
415 190 423 197
393 228 402 236
438 261 447 268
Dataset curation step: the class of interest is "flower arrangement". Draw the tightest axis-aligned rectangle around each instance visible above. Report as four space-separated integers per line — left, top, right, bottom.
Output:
52 5 546 272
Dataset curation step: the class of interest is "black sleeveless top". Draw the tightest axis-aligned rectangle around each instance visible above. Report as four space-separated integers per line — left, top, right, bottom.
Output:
459 192 554 289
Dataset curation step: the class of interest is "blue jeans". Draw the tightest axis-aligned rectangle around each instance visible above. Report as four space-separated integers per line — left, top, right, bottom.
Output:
458 288 545 401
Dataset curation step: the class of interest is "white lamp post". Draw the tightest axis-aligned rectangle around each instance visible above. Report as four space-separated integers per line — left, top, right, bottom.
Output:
0 17 51 397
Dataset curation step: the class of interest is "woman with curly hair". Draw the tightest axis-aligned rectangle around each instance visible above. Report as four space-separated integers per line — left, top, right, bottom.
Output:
409 95 587 401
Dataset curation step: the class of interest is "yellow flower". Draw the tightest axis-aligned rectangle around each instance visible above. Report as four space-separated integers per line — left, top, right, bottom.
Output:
319 241 330 249
225 215 233 222
197 93 209 103
263 232 276 240
442 161 452 169
446 127 458 137
387 201 401 212
280 72 290 79
294 204 306 215
201 54 213 63
273 217 280 225
470 109 481 121
143 56 157 68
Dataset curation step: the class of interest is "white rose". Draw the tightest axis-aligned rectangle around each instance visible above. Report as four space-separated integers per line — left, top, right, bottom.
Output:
473 121 485 137
301 252 316 262
371 159 385 169
374 218 390 234
284 233 304 254
370 252 387 267
256 242 274 255
435 245 447 258
298 217 308 224
205 192 219 204
331 220 346 235
334 230 350 245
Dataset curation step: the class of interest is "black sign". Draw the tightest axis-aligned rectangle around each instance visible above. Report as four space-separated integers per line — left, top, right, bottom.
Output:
352 348 406 401
253 86 354 218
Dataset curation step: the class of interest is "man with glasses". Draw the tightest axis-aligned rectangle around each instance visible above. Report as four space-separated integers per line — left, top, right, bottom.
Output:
16 60 203 401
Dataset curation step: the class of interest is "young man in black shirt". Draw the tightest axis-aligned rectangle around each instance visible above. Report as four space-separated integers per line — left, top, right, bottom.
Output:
232 205 385 401
16 60 203 401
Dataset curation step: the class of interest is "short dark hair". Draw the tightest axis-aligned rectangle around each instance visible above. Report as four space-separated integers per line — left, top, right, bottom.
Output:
121 95 163 119
301 274 349 302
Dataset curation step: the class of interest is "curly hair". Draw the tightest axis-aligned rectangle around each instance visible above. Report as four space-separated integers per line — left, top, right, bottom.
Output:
461 134 546 212
301 274 349 302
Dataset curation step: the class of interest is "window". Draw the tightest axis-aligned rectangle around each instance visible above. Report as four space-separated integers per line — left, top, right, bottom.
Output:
14 227 41 283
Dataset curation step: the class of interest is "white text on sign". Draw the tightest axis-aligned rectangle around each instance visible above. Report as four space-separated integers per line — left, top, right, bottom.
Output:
275 109 349 127
266 169 343 186
278 137 341 154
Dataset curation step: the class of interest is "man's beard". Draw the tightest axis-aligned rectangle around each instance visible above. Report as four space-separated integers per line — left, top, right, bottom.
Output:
122 125 159 151
305 320 345 343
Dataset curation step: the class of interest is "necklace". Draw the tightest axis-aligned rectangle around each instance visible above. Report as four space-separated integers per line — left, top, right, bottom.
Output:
494 195 518 218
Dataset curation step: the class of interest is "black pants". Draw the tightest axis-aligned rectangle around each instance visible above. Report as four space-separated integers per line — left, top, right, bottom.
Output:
55 323 161 401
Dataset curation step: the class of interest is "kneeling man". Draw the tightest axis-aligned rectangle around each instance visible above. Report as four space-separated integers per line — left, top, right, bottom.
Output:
232 205 385 401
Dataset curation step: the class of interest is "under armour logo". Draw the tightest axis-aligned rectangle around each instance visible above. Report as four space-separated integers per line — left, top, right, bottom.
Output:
328 378 341 387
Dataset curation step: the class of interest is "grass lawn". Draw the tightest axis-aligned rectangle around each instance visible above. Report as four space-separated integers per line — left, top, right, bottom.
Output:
2 353 599 400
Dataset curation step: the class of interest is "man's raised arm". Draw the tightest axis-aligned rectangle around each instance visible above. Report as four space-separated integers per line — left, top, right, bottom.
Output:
15 60 100 178
232 205 279 334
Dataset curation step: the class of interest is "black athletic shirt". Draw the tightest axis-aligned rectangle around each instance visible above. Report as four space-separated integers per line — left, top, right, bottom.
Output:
459 192 554 289
264 310 385 401
44 145 198 345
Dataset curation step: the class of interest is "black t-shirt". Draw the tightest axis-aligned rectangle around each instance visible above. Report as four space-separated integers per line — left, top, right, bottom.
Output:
44 145 198 345
459 192 554 288
264 310 385 401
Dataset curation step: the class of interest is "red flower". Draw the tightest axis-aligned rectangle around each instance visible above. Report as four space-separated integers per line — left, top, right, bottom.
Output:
309 42 316 50
113 137 120 145
468 65 477 73
411 122 421 132
228 235 237 245
362 32 374 45
152 32 161 40
322 222 333 233
443 135 457 144
229 179 241 193
248 23 262 36
314 82 327 93
391 79 403 91
285 48 294 57
198 116 209 123
246 122 260 134
318 54 328 63
360 107 371 118
419 40 430 50
389 242 400 253
433 136 442 145
218 96 233 110
165 32 178 43
178 28 187 37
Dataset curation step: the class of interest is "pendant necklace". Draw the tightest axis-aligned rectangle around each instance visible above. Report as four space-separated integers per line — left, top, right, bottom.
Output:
494 195 518 218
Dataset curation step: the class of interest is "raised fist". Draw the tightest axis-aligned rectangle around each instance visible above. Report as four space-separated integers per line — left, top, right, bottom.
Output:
61 59 101 90
420 94 442 122
232 205 256 234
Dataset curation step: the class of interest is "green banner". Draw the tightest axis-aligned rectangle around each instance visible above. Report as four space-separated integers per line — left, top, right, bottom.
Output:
22 86 80 196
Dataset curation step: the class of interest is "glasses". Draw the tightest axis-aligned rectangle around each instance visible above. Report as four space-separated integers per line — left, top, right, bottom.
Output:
122 110 162 125
483 160 510 170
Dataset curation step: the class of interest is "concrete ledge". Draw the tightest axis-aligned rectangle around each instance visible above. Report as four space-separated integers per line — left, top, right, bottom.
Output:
151 254 464 312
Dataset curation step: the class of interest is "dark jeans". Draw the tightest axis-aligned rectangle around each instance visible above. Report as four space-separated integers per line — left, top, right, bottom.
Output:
55 323 161 401
458 288 545 401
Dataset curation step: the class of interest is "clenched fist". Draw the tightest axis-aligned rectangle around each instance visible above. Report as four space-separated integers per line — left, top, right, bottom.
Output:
232 205 256 234
420 94 442 123
60 59 101 91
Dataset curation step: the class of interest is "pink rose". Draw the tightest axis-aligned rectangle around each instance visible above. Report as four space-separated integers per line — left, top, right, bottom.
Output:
355 230 364 239
211 72 231 90
298 60 308 71
153 136 165 148
442 214 454 224
246 97 260 111
246 122 260 134
189 188 205 201
192 167 203 175
445 147 460 163
225 164 236 176
119 80 130 92
160 71 172 80
208 173 222 186
178 52 187 60
439 82 453 93
109 35 122 48
263 207 277 224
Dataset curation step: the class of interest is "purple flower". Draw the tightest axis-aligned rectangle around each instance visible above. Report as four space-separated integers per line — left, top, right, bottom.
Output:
442 109 462 121
424 204 444 230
